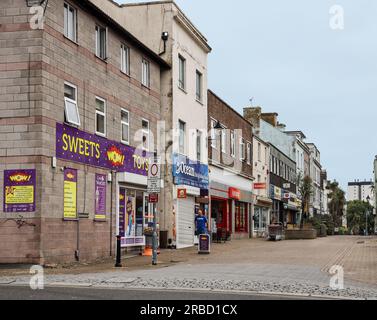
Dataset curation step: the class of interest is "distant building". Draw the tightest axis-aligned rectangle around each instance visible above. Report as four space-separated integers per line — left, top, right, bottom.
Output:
307 143 322 216
347 180 374 205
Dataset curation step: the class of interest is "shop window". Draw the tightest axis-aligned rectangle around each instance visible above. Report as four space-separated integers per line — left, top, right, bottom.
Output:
64 82 80 126
235 201 248 233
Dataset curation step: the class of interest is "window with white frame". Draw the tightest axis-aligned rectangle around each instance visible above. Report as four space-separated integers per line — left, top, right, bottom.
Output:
64 82 80 126
121 44 130 75
196 70 202 102
95 97 106 136
179 120 186 155
142 119 150 151
142 59 150 87
221 127 226 154
64 2 77 42
247 142 251 164
230 130 235 157
121 109 129 144
95 25 107 60
240 138 245 161
258 143 261 161
210 119 217 148
196 130 202 162
178 55 186 90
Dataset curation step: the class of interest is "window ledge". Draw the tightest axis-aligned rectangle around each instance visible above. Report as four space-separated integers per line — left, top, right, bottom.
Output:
178 86 187 94
96 132 107 138
95 55 109 63
63 35 79 46
196 99 204 106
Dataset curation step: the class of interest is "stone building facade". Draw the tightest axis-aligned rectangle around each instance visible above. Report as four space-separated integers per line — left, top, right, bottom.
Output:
0 0 168 264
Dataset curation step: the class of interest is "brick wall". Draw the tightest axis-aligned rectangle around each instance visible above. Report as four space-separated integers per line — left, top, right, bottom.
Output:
0 0 163 264
207 90 253 179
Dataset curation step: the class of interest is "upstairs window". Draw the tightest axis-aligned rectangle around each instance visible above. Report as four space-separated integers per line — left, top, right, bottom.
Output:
178 55 186 90
210 119 217 148
196 130 202 162
95 97 106 137
142 59 150 87
121 44 130 75
196 70 203 102
64 82 80 126
95 25 107 60
230 130 235 157
142 119 150 151
240 138 245 161
247 142 251 165
64 3 77 42
179 120 186 155
121 109 129 145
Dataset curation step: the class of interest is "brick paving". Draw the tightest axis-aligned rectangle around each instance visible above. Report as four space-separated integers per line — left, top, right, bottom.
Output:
1 236 376 299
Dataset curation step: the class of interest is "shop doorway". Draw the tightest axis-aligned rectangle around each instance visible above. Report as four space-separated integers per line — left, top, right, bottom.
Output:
211 198 228 230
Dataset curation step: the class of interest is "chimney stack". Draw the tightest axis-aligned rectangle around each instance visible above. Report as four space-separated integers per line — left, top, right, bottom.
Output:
243 106 262 130
261 113 279 127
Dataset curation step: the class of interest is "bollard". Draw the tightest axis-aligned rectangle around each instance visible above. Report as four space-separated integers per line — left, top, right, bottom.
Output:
115 235 122 268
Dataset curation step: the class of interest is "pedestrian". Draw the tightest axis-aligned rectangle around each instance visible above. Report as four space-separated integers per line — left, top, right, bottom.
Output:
195 209 208 235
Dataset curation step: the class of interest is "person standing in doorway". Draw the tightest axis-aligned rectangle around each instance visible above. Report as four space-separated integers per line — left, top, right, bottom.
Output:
195 209 208 235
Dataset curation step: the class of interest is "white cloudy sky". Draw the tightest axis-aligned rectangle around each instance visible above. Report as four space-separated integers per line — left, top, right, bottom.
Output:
119 0 377 189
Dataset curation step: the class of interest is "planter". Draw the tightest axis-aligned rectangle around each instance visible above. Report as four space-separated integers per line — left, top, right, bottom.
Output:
285 229 317 240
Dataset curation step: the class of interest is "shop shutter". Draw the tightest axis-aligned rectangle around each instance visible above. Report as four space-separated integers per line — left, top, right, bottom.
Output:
177 197 195 249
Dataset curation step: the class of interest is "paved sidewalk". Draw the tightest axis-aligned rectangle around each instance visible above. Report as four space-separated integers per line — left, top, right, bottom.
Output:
1 236 376 299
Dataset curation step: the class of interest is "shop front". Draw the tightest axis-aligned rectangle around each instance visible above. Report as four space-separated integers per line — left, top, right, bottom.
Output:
172 154 209 249
209 179 253 240
253 197 273 237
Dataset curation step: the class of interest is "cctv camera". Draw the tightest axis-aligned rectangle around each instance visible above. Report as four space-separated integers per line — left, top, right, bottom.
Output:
161 32 169 41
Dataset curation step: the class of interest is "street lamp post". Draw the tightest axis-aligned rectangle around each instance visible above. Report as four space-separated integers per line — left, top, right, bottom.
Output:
366 195 370 237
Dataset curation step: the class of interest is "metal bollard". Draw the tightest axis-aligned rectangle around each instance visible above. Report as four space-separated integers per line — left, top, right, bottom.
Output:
115 235 122 268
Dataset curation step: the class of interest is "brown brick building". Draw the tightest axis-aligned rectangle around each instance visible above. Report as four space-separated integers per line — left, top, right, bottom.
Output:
0 0 169 264
207 90 254 240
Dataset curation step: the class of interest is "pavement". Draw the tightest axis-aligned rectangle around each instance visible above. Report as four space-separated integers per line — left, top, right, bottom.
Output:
1 236 377 300
0 286 325 300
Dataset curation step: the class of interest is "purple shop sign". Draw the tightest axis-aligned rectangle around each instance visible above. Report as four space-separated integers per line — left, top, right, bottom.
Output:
56 123 151 175
95 174 107 220
119 188 126 238
3 169 36 213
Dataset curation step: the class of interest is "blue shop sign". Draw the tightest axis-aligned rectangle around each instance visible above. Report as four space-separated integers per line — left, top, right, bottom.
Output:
172 153 209 189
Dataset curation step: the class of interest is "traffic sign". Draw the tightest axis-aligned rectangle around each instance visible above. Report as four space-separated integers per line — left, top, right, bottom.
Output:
148 159 161 194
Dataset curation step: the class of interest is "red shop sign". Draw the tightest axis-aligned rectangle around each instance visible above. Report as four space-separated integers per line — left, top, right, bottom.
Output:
177 188 187 199
149 194 159 203
228 187 241 200
254 183 267 190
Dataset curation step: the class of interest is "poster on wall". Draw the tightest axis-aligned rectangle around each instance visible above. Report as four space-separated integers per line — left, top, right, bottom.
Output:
63 168 77 219
3 169 36 213
95 174 107 220
118 189 145 247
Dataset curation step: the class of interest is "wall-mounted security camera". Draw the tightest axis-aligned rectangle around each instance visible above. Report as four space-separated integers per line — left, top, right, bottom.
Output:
160 32 169 56
162 32 169 41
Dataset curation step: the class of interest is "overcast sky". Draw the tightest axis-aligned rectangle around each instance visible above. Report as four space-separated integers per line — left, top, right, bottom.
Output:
120 0 377 189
